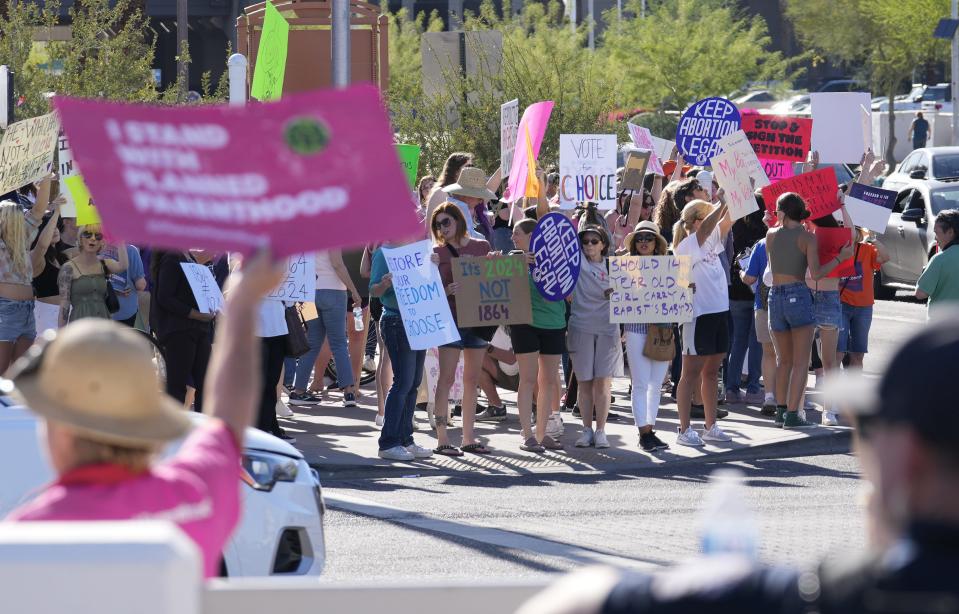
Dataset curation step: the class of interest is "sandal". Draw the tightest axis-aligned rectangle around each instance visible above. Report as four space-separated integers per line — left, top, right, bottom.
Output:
461 443 492 455
540 435 563 450
433 444 463 457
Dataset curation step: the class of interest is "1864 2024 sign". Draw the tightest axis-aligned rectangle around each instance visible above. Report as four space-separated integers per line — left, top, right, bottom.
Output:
453 254 532 327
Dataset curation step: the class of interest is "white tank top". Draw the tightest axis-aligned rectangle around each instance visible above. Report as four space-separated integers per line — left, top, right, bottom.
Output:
314 251 346 291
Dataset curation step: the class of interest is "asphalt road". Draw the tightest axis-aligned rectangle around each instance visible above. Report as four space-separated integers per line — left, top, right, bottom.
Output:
317 299 924 583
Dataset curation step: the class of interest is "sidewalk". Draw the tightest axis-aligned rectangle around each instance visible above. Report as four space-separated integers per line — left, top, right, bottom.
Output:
280 376 849 476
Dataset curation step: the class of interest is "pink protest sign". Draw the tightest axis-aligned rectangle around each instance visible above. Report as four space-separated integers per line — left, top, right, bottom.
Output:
627 123 665 175
52 85 421 258
503 101 553 203
760 158 794 183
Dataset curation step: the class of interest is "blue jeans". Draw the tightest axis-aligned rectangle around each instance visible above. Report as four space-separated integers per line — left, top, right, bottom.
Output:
838 303 873 353
288 289 354 391
725 300 762 393
378 314 425 450
769 282 815 332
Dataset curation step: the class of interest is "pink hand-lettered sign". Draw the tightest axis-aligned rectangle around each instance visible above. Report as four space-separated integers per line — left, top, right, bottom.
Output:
52 85 422 258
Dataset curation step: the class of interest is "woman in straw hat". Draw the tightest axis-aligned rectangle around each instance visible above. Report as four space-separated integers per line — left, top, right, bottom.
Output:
621 221 673 452
3 251 286 579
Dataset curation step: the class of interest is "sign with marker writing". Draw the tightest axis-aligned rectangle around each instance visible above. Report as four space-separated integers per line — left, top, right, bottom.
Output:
266 253 316 302
396 144 420 189
741 115 812 162
529 212 581 301
717 129 769 188
711 148 760 221
382 240 459 350
676 97 741 166
0 113 60 195
180 262 224 314
250 1 290 101
452 254 532 327
844 183 896 233
56 129 78 217
760 167 840 219
608 255 693 324
559 134 617 209
760 158 794 183
500 99 519 177
626 123 667 175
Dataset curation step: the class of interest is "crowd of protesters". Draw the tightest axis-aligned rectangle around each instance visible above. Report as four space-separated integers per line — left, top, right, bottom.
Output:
2 144 959 464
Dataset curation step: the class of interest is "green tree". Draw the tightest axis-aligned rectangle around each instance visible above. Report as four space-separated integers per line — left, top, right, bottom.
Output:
604 0 795 112
786 0 948 166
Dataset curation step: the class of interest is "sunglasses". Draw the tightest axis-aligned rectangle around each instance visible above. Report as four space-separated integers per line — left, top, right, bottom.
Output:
634 234 656 243
642 201 654 208
434 218 454 229
80 231 104 240
581 238 602 246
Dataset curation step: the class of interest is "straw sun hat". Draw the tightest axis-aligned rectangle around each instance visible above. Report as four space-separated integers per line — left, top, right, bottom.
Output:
624 220 669 255
1 320 191 447
442 167 498 201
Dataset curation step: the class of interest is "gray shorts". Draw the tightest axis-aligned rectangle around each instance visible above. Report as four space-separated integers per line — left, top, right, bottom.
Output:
567 328 622 381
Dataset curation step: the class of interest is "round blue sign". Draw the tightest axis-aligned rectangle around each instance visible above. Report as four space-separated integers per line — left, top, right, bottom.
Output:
528 212 581 301
675 97 741 167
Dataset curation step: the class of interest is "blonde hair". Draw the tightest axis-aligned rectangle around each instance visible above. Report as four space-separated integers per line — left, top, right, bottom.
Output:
70 435 155 473
0 202 30 279
77 224 104 253
671 200 715 251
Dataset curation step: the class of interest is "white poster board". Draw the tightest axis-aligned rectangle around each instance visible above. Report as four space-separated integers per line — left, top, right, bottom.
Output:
844 183 896 233
711 148 761 221
382 240 460 350
266 253 316 302
180 263 224 314
559 134 617 210
810 92 873 163
500 98 519 177
627 123 666 175
0 113 60 195
56 129 78 217
717 129 770 188
608 255 693 324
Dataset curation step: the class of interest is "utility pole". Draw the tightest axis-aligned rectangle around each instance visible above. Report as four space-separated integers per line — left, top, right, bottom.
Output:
953 0 958 144
331 0 351 88
176 0 188 101
587 0 594 50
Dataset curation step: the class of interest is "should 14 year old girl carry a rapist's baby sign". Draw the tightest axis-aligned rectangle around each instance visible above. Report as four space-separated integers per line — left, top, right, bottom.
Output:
52 85 422 258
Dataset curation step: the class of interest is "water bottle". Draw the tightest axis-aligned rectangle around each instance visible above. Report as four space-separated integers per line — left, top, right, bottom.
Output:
352 306 364 332
699 469 758 559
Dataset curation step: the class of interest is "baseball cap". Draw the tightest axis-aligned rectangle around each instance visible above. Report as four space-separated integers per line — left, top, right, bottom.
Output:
827 313 959 448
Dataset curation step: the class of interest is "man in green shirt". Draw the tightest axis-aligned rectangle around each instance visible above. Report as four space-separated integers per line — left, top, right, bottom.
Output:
916 210 959 317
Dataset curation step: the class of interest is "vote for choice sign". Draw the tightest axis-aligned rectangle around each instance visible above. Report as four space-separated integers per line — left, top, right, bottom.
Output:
559 134 617 209
676 97 741 167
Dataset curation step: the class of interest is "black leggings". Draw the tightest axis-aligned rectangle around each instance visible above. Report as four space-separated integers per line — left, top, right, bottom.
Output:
257 335 287 435
161 328 212 412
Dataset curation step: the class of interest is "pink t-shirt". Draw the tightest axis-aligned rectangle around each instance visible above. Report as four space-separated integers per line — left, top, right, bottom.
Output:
6 420 241 578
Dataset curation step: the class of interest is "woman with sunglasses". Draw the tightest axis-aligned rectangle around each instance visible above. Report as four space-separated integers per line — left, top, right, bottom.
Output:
431 202 495 456
622 221 673 451
57 225 128 326
569 224 621 449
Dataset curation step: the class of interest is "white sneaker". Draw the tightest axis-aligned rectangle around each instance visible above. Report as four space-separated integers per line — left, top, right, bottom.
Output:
404 443 434 459
363 357 376 372
375 414 384 427
275 399 293 418
593 429 610 448
575 427 594 448
378 446 414 461
677 426 705 447
822 411 839 426
545 413 564 439
702 424 732 442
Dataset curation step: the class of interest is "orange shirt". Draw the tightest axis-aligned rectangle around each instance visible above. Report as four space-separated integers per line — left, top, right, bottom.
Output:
840 242 881 307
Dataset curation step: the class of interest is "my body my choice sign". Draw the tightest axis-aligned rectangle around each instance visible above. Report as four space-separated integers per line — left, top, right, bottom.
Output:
676 97 741 167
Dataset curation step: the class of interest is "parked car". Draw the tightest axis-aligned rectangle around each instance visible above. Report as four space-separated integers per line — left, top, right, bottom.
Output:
732 90 778 110
0 397 326 577
873 178 959 298
770 94 809 115
877 83 951 112
881 147 959 191
817 79 868 93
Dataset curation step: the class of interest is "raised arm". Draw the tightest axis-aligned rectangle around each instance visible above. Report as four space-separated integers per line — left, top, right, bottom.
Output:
103 242 129 274
204 251 286 441
670 150 685 183
30 198 62 273
650 176 663 212
28 174 55 226
696 202 727 247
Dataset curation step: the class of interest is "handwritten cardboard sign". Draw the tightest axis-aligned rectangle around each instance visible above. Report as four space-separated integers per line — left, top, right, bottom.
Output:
760 158 794 183
529 212 581 301
627 123 667 175
382 240 459 350
559 134 617 209
266 253 316 302
676 97 741 166
815 226 855 278
503 101 553 203
608 255 693 323
452 254 532 327
621 149 650 192
0 113 60 195
717 129 770 189
711 148 760 221
844 183 896 233
56 129 78 217
53 84 422 258
741 115 812 162
760 167 840 219
250 1 290 101
180 262 224 313
396 144 420 189
500 98 519 177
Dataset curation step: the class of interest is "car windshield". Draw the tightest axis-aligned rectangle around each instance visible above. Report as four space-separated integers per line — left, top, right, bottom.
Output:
927 86 950 102
930 187 959 214
932 154 959 179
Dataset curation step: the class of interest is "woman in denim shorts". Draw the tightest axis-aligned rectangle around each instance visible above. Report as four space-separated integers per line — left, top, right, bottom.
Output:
766 193 853 429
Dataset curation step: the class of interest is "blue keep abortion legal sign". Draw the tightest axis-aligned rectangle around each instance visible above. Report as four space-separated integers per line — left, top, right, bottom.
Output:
676 97 741 166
